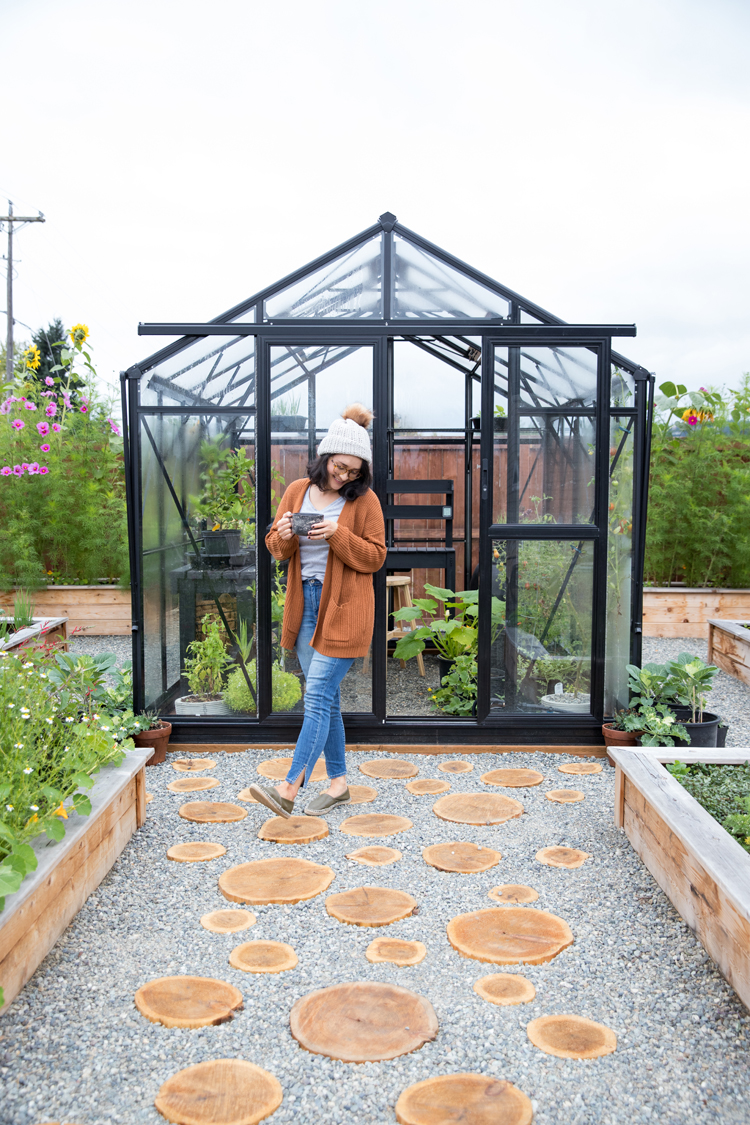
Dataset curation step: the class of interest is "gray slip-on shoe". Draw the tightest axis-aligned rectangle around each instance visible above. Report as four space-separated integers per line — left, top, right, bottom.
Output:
248 783 295 819
303 788 351 816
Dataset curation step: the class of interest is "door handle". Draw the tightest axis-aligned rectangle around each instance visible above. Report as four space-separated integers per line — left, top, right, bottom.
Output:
481 458 488 499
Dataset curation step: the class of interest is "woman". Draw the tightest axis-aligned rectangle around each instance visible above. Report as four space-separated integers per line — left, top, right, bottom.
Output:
250 404 386 818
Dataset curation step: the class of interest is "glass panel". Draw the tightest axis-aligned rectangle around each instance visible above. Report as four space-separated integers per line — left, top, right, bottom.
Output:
386 568 458 717
489 539 594 714
393 340 469 432
611 364 635 408
604 418 635 714
268 345 374 714
495 346 598 410
140 412 256 714
141 333 256 410
493 413 596 526
520 309 545 324
265 236 383 320
393 236 511 320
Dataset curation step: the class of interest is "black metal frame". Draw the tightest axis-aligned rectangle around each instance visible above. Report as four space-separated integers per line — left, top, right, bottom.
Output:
123 212 653 744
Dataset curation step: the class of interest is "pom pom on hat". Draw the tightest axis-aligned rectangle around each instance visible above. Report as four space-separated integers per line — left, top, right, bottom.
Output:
317 402 373 463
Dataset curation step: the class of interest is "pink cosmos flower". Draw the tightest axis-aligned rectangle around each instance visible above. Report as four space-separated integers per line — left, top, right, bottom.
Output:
27 463 39 475
62 393 73 410
40 443 50 453
51 423 61 432
36 421 50 436
24 402 36 411
45 403 57 417
13 465 23 476
40 390 55 398
45 376 54 386
107 418 121 435
80 405 88 413
688 416 698 426
21 463 29 471
0 401 10 416
12 419 24 430
1 467 11 476
39 466 49 475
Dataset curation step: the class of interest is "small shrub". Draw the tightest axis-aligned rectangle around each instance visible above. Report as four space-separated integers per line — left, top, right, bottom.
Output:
224 659 301 713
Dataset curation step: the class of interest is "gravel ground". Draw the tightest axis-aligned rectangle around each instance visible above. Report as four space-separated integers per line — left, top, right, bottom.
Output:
642 636 750 747
1 748 748 1125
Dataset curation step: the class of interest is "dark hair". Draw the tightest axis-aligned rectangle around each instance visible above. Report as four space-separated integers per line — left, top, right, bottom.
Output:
307 452 372 500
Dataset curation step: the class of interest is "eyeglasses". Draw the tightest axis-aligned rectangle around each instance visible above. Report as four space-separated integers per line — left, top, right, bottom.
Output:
329 459 361 480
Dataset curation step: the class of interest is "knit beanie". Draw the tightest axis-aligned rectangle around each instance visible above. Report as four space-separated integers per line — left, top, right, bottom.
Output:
317 403 373 463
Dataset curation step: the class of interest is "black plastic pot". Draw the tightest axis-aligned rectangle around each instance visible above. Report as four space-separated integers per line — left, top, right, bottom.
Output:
717 722 729 748
202 529 242 556
438 658 453 684
271 415 307 432
683 710 720 747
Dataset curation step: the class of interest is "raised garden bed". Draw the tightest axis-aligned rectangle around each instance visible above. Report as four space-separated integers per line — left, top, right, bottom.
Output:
0 586 131 636
0 746 152 1015
612 747 750 1010
643 587 750 639
0 616 67 654
707 618 750 687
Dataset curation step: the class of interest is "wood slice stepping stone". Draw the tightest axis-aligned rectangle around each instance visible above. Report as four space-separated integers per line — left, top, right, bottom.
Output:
178 801 247 824
488 884 539 904
558 761 602 775
536 846 591 869
473 973 536 1006
526 1013 617 1059
257 756 327 782
437 760 473 773
236 788 260 803
346 846 402 866
348 784 378 803
155 1058 282 1125
422 841 501 873
405 778 450 795
546 789 585 803
290 981 437 1061
167 776 220 793
229 940 298 974
135 975 243 1028
201 909 256 934
447 906 573 964
167 842 227 863
172 758 216 772
326 885 418 926
359 758 418 779
146 792 154 804
395 1074 533 1125
257 816 328 844
366 938 426 965
219 857 335 904
432 792 523 826
481 768 544 788
340 813 413 837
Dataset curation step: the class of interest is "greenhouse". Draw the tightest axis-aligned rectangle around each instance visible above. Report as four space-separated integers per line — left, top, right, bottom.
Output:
123 212 653 746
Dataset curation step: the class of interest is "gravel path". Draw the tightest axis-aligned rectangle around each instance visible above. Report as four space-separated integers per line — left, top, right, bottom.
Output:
642 636 750 747
2 748 748 1125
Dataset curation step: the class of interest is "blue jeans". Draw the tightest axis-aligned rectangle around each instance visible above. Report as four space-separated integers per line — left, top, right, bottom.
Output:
285 579 353 788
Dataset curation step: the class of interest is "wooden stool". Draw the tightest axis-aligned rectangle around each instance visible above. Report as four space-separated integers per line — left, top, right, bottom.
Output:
363 575 425 677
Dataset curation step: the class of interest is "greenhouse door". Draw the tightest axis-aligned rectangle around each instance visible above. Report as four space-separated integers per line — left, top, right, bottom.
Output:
255 337 388 728
476 339 609 729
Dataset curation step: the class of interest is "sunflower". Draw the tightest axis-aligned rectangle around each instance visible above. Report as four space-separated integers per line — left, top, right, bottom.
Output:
69 323 90 346
23 344 41 371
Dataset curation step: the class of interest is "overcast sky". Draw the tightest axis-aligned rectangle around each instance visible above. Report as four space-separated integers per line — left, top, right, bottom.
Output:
3 0 749 403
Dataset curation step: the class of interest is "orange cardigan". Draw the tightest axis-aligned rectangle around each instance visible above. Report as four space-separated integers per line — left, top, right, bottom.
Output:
265 479 387 658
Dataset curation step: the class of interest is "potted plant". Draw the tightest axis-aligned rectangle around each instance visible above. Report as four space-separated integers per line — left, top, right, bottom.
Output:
634 704 689 747
625 655 722 747
122 710 173 765
270 393 307 432
191 437 255 560
175 614 232 715
221 617 301 713
602 708 643 749
470 404 507 432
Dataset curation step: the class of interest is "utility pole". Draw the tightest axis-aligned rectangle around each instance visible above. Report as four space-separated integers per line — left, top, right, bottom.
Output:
1 200 45 380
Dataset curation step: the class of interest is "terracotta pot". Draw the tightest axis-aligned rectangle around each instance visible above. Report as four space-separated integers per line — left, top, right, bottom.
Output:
601 723 640 748
132 721 172 766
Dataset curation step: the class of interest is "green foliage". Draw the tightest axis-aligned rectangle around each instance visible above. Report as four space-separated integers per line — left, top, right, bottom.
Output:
0 327 128 588
627 653 717 722
633 704 688 746
667 761 750 853
427 654 477 716
184 615 232 697
223 659 301 713
0 649 127 907
191 436 255 533
12 590 35 630
271 394 302 416
29 320 82 390
645 378 750 587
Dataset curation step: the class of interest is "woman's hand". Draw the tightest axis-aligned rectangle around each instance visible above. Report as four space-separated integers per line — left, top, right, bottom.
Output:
308 519 338 541
277 511 294 540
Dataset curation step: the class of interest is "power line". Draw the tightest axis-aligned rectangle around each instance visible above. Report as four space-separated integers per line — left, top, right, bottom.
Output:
1 200 45 379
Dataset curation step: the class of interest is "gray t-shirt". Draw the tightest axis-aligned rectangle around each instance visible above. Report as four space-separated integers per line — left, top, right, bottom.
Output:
298 487 346 581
